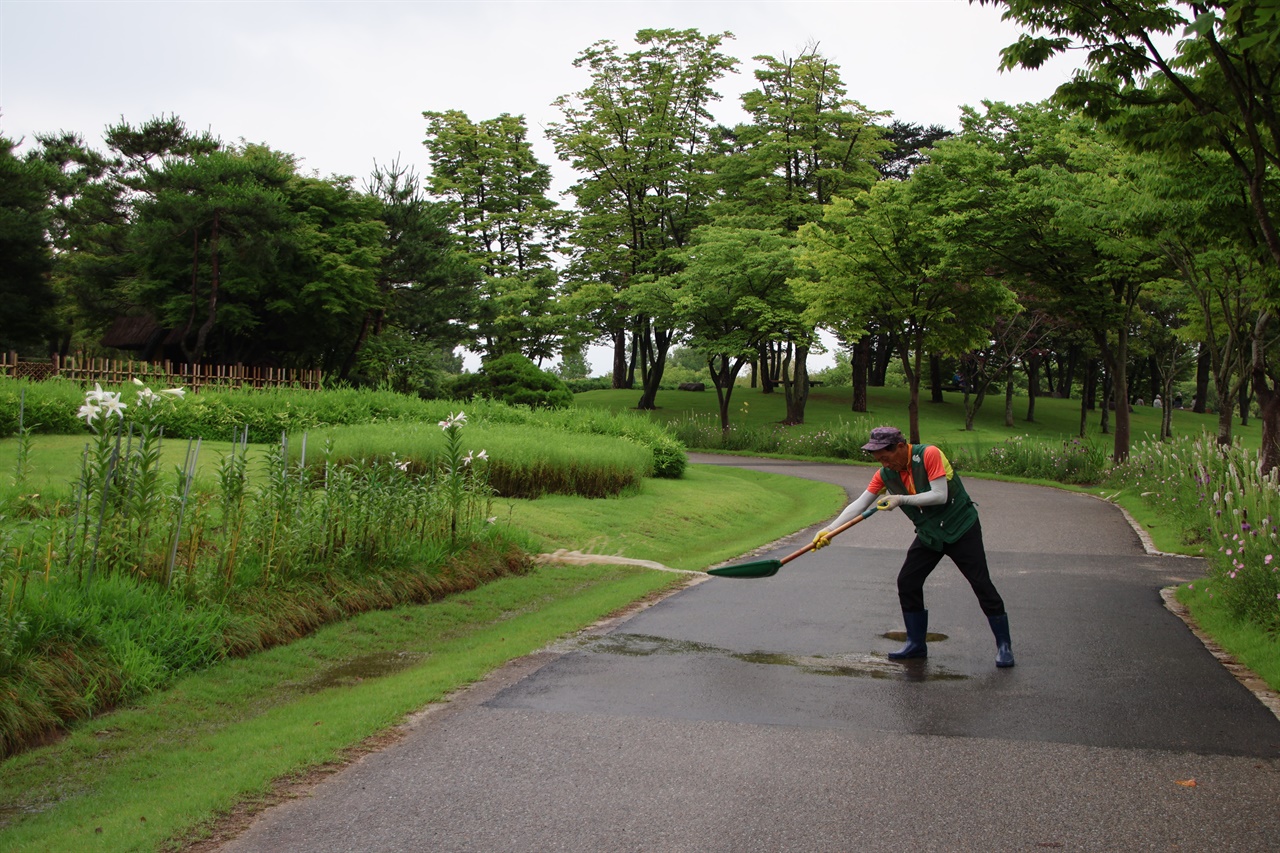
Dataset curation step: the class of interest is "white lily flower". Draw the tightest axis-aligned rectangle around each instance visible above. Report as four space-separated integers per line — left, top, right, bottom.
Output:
85 383 107 404
99 394 127 419
132 377 144 386
160 387 186 398
78 402 101 424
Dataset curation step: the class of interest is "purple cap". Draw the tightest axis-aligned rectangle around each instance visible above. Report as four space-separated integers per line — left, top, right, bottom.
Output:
862 426 906 452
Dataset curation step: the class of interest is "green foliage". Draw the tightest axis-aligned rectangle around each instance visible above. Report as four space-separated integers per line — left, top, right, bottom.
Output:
1110 431 1280 634
293 421 653 499
945 434 1109 485
450 353 574 410
0 135 55 354
0 379 83 436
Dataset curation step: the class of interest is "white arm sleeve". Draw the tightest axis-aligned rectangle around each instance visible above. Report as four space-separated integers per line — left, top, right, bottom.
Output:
824 490 879 531
900 475 948 507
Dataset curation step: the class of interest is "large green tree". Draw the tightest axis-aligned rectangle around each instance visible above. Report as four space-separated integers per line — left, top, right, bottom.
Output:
717 46 886 422
915 102 1172 459
0 132 55 354
975 0 1280 466
548 28 738 408
798 178 1018 441
674 225 797 430
423 110 573 364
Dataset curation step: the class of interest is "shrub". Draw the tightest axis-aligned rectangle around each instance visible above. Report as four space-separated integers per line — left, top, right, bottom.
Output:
945 435 1108 485
1110 432 1280 634
450 354 574 410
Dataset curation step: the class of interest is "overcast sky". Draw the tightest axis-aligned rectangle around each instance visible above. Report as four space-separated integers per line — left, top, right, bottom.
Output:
1 0 1084 186
0 0 1083 371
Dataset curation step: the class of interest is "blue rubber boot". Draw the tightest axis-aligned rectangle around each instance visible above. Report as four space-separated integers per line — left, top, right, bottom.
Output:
988 613 1015 668
888 609 928 660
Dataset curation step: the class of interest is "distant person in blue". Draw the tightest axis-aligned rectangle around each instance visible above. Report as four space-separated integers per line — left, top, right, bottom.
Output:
812 426 1014 668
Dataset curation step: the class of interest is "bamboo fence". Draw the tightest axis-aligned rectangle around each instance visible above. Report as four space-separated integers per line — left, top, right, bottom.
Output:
1 353 322 392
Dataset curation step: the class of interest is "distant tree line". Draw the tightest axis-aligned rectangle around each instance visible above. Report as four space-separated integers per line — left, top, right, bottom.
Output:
4 3 1280 467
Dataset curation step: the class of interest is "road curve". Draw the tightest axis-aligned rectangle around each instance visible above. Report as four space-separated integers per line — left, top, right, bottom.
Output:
221 456 1280 852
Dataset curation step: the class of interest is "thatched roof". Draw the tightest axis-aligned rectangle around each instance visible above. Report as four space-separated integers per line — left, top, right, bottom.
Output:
100 316 184 350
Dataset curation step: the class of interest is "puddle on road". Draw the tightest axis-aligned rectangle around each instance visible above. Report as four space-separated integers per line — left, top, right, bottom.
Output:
583 633 968 682
306 651 427 692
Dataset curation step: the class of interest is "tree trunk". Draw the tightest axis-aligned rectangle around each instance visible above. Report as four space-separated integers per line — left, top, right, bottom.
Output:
851 338 869 413
1061 344 1079 400
1194 342 1210 414
611 328 628 389
1025 353 1039 423
929 353 944 403
1254 310 1280 473
1099 362 1111 436
759 342 777 394
1239 381 1252 426
903 331 923 442
871 333 893 386
635 322 671 410
963 382 988 430
710 355 748 431
1107 327 1132 462
1004 364 1015 428
781 343 810 425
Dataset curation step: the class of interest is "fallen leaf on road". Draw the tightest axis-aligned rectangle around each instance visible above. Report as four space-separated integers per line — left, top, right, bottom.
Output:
1174 778 1197 787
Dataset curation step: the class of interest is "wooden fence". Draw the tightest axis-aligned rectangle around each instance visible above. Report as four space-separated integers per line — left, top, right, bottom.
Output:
1 353 323 392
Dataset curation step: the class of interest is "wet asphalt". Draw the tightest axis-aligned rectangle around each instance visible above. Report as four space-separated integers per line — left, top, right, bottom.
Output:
221 455 1280 852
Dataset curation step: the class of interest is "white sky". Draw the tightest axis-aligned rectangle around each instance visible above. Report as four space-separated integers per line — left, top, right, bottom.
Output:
0 0 1085 373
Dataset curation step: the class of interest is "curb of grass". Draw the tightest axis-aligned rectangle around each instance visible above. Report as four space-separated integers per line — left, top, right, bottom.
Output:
1159 587 1280 725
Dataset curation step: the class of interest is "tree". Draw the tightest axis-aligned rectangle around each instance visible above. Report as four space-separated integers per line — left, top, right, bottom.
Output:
549 28 738 408
29 116 220 354
798 179 1017 441
344 159 479 384
422 110 573 363
914 101 1170 460
876 120 954 181
717 46 887 423
675 225 796 430
0 132 55 354
977 0 1280 467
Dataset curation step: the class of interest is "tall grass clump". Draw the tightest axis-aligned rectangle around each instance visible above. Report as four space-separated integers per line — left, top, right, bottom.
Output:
945 434 1109 485
1112 432 1280 634
294 421 652 500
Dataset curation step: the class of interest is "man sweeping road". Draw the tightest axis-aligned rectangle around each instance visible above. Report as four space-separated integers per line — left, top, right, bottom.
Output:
813 426 1014 667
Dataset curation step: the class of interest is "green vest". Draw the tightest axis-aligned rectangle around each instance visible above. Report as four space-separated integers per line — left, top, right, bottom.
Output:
880 444 978 550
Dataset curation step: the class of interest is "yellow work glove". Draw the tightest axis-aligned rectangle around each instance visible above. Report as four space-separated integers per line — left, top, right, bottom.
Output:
811 530 833 550
876 495 903 512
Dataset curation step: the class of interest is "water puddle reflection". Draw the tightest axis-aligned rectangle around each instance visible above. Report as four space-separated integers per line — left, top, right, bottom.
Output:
306 651 427 692
583 633 968 682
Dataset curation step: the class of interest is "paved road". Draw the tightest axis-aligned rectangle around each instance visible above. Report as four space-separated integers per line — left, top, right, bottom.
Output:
223 456 1280 852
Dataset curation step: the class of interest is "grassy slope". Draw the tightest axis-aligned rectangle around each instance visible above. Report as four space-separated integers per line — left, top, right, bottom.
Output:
0 463 844 851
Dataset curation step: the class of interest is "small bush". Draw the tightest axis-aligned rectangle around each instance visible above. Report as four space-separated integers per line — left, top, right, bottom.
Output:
450 354 573 410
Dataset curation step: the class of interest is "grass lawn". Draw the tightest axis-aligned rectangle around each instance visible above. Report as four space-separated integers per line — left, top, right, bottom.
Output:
0 462 844 851
574 383 1261 457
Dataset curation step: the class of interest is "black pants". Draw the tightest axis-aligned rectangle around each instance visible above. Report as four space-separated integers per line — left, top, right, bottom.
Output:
897 519 1005 616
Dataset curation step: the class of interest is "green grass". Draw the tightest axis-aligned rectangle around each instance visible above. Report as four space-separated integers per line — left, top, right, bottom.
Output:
0 563 686 852
1177 583 1280 696
575 384 1262 456
0 463 843 850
